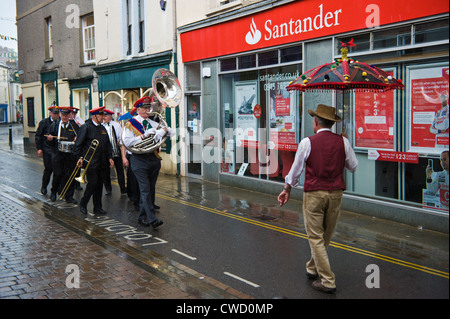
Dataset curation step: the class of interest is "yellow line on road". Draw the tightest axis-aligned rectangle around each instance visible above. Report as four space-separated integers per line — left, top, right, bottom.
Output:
157 193 449 279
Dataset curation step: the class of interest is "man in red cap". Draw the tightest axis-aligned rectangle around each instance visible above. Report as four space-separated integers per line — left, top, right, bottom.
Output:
122 97 173 228
102 109 126 195
46 106 79 203
35 106 60 196
73 106 115 215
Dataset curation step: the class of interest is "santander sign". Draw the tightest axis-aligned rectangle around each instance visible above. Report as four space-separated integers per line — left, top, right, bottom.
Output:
245 4 342 45
180 0 448 63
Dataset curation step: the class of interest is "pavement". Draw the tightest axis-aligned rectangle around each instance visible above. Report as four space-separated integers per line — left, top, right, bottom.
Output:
0 123 448 301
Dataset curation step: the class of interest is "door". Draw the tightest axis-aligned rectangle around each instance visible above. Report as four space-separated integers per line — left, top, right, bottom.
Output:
186 94 202 175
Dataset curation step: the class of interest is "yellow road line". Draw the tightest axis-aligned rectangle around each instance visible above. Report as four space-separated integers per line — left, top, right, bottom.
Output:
156 193 449 279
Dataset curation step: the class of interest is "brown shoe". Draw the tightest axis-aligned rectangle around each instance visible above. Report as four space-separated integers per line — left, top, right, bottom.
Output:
312 280 336 294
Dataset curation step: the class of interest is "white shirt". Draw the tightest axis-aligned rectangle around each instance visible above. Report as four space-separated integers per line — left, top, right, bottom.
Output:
122 115 174 152
102 120 123 144
285 128 358 187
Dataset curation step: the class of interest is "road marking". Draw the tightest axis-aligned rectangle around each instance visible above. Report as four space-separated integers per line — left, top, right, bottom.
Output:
171 249 197 261
224 272 260 288
156 193 449 279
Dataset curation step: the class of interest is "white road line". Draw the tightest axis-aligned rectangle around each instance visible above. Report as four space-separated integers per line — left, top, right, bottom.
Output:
171 249 197 261
224 272 260 288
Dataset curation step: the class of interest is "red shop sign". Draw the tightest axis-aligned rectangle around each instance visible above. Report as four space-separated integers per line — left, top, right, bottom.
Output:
368 150 419 164
180 0 448 62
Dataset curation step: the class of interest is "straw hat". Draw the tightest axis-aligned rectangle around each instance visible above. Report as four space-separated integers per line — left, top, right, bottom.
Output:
308 104 342 122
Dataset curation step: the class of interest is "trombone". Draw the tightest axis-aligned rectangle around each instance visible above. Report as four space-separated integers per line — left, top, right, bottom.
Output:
58 139 99 201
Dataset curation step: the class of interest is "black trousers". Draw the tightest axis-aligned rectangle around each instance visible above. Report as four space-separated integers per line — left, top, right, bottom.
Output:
130 153 161 223
103 155 126 193
51 152 77 199
41 151 53 189
80 165 105 212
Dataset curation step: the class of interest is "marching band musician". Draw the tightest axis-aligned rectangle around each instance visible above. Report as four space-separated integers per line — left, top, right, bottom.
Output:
73 106 114 215
70 107 85 126
102 109 127 195
122 96 173 228
35 106 59 196
46 106 79 203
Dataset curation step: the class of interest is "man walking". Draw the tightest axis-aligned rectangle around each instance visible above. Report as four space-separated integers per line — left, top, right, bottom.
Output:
278 104 358 293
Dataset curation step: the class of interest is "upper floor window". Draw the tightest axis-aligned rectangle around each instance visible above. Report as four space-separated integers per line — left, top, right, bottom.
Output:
125 0 146 56
45 17 53 60
82 15 95 63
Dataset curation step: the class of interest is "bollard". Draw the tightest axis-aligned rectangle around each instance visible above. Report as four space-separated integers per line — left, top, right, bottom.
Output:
9 125 13 147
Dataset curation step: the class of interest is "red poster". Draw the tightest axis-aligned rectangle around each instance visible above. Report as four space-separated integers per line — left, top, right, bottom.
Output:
275 95 290 116
410 67 449 151
355 71 394 149
368 150 419 164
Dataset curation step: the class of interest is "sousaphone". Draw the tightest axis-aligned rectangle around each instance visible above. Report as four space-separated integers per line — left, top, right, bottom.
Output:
124 68 182 154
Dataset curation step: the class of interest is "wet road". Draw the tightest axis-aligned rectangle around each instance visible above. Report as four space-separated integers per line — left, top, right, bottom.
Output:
1 124 449 299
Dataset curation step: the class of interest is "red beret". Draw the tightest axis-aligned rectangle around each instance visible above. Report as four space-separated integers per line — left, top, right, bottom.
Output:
89 106 106 115
133 96 152 108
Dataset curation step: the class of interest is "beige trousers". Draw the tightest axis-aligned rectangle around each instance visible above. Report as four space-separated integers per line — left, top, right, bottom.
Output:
303 190 343 288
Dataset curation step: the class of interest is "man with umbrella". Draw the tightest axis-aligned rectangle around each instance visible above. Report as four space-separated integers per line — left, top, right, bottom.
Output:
278 104 358 293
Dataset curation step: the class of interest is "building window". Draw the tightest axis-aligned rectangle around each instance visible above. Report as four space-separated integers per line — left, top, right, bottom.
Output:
82 15 95 63
138 0 145 53
45 17 53 60
126 0 132 55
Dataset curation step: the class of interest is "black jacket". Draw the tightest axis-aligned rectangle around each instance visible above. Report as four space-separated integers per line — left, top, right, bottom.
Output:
73 119 113 169
47 120 80 155
35 117 56 153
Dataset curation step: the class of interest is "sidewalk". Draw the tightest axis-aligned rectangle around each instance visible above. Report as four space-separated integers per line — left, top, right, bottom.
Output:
0 186 250 299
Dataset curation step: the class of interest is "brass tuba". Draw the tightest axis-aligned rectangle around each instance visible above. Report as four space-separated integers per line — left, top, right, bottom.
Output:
124 68 181 154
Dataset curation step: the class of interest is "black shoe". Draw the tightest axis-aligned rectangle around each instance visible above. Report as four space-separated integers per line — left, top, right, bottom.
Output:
151 219 163 229
94 208 107 215
41 187 47 195
153 204 161 210
80 206 88 215
138 219 150 227
105 190 112 196
65 197 77 204
50 193 56 202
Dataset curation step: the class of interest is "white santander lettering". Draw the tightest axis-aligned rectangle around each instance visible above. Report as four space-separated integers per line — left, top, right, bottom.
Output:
263 4 342 41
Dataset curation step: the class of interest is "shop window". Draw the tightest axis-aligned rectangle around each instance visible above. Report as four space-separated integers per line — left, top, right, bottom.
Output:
220 65 301 182
415 19 449 44
185 63 201 91
259 50 278 66
373 26 411 49
221 58 237 72
335 34 370 55
238 54 256 69
280 45 302 63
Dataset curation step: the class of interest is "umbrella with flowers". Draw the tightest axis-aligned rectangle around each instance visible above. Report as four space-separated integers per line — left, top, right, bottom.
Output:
286 39 404 93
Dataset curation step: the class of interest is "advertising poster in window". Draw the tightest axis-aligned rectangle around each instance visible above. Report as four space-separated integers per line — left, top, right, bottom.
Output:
235 82 258 148
422 154 449 213
354 70 395 150
409 65 449 154
269 81 297 152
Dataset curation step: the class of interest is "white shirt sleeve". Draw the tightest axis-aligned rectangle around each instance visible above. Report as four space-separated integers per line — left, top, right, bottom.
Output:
122 126 143 149
284 137 311 187
343 136 358 172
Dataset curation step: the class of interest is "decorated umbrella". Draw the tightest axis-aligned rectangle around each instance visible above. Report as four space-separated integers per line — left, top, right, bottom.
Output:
286 39 404 93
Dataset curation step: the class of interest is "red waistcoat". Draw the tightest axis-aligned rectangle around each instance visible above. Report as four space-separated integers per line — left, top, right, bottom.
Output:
304 130 346 192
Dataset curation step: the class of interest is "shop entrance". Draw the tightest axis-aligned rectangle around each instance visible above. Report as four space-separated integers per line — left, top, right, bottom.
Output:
186 93 202 176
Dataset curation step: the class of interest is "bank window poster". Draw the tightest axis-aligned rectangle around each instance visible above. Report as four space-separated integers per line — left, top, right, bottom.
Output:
354 69 395 150
269 81 298 152
408 64 449 154
235 82 258 148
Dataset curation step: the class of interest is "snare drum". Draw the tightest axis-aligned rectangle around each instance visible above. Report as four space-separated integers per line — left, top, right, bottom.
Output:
58 141 75 153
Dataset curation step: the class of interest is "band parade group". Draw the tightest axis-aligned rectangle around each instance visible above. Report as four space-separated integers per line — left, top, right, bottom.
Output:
35 96 173 229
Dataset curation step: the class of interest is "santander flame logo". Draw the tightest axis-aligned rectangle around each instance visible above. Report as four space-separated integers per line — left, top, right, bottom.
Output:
245 18 262 45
